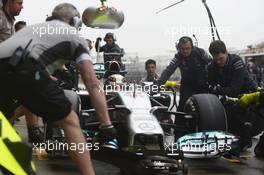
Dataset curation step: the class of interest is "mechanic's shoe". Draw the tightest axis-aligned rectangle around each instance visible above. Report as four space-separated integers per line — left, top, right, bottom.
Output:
28 127 44 144
102 138 119 149
254 133 264 157
222 154 241 163
99 124 119 149
82 129 98 143
240 122 253 151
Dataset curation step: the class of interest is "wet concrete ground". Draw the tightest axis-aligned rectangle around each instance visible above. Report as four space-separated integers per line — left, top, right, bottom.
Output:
10 118 264 175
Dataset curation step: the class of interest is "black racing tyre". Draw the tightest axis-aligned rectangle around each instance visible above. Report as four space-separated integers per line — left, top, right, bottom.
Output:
185 94 227 132
63 90 81 116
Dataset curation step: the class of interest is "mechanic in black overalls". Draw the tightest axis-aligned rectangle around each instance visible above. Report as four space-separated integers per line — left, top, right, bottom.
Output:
95 33 124 75
157 36 212 112
208 40 258 150
208 41 257 97
95 33 123 62
238 91 264 157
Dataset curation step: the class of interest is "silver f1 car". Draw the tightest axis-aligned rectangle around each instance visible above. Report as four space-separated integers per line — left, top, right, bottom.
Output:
80 72 240 174
44 62 239 175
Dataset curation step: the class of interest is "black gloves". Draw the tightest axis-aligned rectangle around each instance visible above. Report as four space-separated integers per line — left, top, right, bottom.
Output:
208 84 224 95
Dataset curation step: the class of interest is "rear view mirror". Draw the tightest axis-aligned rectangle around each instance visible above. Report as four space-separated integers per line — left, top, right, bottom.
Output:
82 6 124 29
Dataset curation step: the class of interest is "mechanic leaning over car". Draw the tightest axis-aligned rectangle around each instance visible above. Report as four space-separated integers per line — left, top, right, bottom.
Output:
238 91 264 157
208 40 258 151
0 3 118 175
0 0 45 144
208 40 257 97
157 36 212 112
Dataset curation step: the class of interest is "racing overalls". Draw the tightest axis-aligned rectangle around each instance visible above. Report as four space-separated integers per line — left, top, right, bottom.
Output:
95 42 124 63
208 54 257 97
208 54 258 147
158 47 212 111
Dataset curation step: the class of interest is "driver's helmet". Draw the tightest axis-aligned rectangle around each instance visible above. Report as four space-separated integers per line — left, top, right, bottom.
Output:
51 3 82 29
106 74 126 91
104 32 116 41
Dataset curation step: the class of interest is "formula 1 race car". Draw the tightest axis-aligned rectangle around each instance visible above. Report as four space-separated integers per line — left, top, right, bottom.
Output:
44 65 240 175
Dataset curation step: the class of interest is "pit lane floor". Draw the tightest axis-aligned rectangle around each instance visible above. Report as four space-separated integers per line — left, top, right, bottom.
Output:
10 118 264 175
